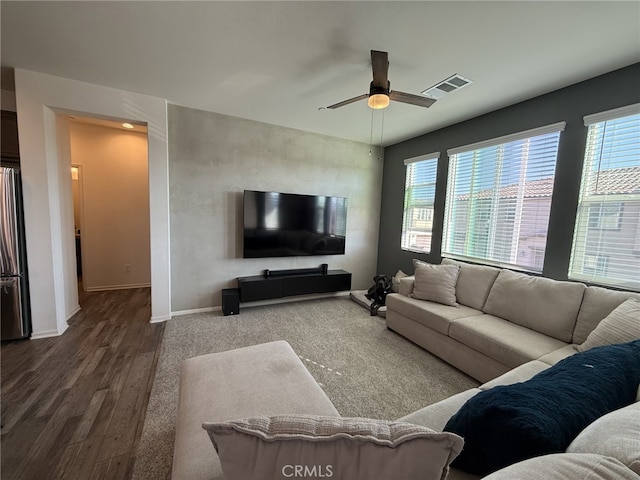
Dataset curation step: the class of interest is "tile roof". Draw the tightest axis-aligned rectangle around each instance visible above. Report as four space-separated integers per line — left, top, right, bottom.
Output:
456 166 640 200
586 166 640 195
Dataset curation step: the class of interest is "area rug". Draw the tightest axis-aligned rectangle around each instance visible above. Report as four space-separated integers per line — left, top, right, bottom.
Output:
131 297 479 479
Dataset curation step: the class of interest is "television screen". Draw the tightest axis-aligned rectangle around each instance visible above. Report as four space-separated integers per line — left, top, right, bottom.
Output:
243 190 347 258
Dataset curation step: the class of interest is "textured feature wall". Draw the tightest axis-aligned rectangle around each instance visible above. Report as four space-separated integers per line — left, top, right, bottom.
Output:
169 105 383 312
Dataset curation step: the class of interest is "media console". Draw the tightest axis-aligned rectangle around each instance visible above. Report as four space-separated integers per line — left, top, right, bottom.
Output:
237 267 352 303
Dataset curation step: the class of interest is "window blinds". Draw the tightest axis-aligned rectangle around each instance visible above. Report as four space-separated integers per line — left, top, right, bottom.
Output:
401 152 439 253
569 105 640 290
443 123 565 271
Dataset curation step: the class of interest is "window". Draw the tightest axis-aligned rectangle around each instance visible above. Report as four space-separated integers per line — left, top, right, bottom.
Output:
442 122 565 271
582 254 610 277
569 104 640 290
416 208 433 222
588 203 622 230
401 152 439 253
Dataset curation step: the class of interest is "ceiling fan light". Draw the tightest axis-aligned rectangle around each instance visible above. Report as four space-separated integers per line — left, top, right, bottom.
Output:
368 93 390 109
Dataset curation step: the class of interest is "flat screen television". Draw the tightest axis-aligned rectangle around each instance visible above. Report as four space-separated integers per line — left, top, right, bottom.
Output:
243 190 347 258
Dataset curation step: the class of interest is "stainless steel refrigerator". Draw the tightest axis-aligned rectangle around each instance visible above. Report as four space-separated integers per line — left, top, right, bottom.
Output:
1 166 31 340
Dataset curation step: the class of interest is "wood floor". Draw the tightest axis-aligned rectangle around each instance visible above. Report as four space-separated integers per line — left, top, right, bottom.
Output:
1 286 165 480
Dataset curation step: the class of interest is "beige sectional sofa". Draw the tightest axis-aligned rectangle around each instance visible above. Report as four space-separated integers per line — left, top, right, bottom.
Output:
386 258 640 383
399 359 640 480
173 262 640 479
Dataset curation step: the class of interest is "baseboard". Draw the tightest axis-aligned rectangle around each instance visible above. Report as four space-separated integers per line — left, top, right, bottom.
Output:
171 306 222 317
30 329 61 340
66 304 81 321
169 292 349 318
150 314 172 323
85 283 151 292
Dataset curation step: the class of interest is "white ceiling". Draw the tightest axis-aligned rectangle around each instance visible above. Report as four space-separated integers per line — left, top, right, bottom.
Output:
2 1 639 146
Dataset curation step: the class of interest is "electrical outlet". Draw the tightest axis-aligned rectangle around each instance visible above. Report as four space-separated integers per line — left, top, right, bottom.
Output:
124 264 131 273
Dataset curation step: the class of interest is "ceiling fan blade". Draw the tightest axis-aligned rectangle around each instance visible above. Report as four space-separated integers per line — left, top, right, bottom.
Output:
371 50 389 89
389 90 436 108
326 94 368 109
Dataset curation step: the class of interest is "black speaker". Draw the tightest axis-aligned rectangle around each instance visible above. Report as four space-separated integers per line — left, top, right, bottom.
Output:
321 263 328 274
222 288 240 316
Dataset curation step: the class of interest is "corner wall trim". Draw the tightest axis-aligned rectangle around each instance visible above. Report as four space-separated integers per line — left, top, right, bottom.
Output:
30 329 61 340
150 315 172 324
66 304 81 321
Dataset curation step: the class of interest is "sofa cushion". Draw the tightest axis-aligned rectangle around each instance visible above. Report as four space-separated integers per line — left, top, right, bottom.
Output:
397 389 482 433
413 258 430 270
443 341 640 476
577 298 640 352
480 360 550 391
392 269 408 293
203 415 464 480
482 269 585 342
442 259 500 310
412 264 460 306
537 344 579 366
386 294 484 335
573 286 640 344
567 402 640 474
449 315 567 369
482 453 639 480
397 276 415 297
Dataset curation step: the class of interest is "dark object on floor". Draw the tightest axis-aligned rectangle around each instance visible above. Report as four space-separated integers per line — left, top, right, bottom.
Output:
222 288 240 316
349 291 386 317
443 340 640 476
365 275 393 316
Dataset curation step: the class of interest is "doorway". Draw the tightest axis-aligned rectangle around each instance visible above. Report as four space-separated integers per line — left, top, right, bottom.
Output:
70 164 84 292
67 117 151 297
15 70 171 337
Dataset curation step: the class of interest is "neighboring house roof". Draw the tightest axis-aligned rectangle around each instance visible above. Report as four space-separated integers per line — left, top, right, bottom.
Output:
586 166 640 195
457 166 640 200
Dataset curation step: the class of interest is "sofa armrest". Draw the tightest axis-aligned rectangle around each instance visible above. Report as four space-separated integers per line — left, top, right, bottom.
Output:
398 276 415 296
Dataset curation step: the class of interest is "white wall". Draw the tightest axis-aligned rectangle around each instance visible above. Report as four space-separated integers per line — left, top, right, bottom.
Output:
69 122 151 291
54 115 80 320
14 69 170 338
169 105 383 313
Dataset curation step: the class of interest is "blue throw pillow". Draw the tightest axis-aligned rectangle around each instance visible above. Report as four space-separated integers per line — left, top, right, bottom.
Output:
443 340 640 476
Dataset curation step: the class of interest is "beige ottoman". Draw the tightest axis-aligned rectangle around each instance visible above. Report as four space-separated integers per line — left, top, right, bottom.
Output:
172 340 340 480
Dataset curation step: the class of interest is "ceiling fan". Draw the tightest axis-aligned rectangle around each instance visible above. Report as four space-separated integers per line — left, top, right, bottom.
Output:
326 50 436 110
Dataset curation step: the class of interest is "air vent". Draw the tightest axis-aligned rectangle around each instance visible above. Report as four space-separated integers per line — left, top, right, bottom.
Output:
421 74 473 100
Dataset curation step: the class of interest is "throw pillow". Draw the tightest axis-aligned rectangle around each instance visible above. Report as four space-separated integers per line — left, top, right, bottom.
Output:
567 402 640 474
577 298 640 352
443 340 640 477
411 264 460 307
482 453 639 480
203 415 464 480
412 258 429 270
392 269 408 293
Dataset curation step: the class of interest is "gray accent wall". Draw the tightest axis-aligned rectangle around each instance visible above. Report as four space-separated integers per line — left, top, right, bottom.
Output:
169 104 383 312
378 63 640 280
